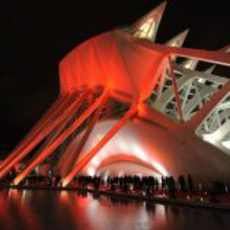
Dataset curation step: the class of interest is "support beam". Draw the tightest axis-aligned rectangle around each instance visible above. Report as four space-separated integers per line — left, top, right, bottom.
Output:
59 94 109 176
188 81 230 129
0 92 85 178
61 103 138 187
25 93 88 171
0 95 70 170
168 58 183 121
153 66 167 105
137 41 230 67
13 90 109 185
181 82 192 110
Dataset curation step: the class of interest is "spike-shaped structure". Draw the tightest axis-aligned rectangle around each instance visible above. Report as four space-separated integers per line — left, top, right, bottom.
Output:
133 1 167 42
204 65 216 74
181 58 199 70
220 44 230 54
1 2 230 187
166 29 189 48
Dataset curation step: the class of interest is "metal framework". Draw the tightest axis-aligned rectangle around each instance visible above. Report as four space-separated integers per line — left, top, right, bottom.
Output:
1 1 229 186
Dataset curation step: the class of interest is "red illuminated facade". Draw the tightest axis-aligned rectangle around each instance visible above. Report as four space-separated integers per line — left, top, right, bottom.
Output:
1 2 229 186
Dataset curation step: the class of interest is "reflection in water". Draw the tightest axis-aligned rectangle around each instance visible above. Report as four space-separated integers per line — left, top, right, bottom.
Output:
0 189 229 230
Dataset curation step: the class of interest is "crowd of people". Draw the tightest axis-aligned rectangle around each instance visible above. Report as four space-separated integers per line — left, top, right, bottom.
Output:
1 172 229 202
71 174 198 198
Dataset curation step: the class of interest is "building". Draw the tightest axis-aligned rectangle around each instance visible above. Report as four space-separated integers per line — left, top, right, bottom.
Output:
0 1 229 186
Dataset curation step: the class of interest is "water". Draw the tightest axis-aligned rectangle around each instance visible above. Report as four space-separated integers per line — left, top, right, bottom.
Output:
0 189 229 230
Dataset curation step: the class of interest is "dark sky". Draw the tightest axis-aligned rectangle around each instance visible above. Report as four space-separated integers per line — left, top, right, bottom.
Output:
1 0 229 151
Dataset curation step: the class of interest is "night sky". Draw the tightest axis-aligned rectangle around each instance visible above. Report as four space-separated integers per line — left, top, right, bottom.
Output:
1 0 229 152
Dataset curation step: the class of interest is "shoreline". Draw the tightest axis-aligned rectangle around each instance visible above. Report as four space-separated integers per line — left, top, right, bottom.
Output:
1 185 230 211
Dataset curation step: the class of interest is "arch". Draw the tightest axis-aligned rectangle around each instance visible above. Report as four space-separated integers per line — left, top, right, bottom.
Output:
94 153 162 176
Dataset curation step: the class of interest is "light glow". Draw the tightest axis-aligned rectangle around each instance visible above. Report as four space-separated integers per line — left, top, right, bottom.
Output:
87 167 95 177
222 140 230 149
